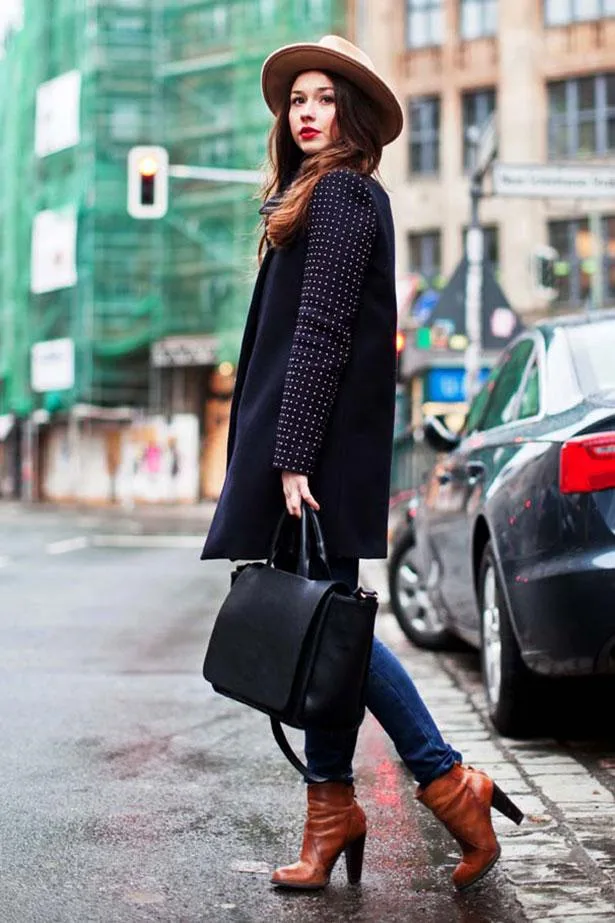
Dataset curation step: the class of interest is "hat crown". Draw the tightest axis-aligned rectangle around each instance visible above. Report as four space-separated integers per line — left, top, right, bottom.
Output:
261 34 404 145
316 35 375 73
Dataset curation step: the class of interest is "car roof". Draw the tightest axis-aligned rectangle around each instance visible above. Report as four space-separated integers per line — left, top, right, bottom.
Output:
534 308 615 341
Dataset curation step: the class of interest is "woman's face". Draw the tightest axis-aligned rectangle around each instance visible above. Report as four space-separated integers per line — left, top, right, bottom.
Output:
288 70 338 154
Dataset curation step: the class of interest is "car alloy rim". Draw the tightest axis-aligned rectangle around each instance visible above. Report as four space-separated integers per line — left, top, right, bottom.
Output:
396 548 445 635
482 564 502 707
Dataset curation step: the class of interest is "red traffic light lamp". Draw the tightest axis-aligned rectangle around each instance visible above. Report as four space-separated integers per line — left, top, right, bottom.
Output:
138 155 159 177
137 155 159 205
127 146 169 219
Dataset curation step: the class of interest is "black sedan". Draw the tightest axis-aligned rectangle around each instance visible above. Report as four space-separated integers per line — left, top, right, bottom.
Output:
394 310 615 736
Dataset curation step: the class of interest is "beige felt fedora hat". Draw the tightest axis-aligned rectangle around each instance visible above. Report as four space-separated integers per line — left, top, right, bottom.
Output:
261 34 403 146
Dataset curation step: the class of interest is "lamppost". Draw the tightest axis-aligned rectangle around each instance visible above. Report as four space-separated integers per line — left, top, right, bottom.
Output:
464 116 496 401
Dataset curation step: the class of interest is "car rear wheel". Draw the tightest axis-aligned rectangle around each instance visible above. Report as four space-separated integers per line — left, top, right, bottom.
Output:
479 542 539 736
388 531 452 650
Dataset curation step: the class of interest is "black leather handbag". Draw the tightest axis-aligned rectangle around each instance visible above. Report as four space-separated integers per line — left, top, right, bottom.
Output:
202 505 378 780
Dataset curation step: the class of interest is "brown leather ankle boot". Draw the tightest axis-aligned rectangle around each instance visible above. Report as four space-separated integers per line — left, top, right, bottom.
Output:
271 782 367 890
416 763 523 891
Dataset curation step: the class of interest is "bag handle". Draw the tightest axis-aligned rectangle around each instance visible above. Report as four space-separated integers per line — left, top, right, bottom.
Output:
270 718 328 783
303 505 330 577
267 503 331 580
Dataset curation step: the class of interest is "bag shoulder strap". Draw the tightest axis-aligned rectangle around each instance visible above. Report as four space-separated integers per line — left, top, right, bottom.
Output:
270 719 328 784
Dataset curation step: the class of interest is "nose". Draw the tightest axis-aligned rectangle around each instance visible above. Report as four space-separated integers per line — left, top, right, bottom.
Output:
300 100 316 121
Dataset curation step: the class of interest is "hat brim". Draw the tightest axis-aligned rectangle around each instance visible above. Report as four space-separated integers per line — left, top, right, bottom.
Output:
261 43 404 146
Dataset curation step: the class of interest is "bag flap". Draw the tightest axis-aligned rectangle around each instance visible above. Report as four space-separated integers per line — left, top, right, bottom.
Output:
203 564 337 713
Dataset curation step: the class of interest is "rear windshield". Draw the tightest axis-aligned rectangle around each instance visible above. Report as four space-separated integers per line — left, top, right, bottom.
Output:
565 321 615 395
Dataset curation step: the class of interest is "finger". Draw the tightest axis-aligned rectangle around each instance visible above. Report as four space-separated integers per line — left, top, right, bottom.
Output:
286 488 302 518
300 487 320 512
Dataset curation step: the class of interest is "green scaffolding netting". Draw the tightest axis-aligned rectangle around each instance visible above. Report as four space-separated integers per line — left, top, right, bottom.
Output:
0 0 347 411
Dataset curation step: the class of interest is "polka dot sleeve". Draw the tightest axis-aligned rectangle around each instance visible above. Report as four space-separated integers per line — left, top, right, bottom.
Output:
273 170 377 476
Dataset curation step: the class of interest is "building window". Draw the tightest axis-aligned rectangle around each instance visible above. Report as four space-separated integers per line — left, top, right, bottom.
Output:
545 0 615 27
409 96 440 174
460 0 497 39
406 0 443 48
462 225 500 277
548 74 615 158
408 231 441 287
462 89 496 170
548 216 615 307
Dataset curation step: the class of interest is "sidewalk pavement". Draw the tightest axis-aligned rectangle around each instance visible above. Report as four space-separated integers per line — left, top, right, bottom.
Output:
372 567 615 922
0 499 217 520
360 556 390 608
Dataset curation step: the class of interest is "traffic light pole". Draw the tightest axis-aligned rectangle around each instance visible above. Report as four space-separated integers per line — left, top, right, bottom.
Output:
589 210 604 314
168 165 262 185
463 114 497 402
127 147 263 221
465 172 484 403
464 121 490 403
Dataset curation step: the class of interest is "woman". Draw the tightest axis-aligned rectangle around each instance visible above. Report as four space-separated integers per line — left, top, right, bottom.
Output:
201 34 522 892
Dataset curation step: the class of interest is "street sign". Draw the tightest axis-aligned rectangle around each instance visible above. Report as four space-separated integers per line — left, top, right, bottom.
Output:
493 162 615 199
426 368 491 403
151 334 218 368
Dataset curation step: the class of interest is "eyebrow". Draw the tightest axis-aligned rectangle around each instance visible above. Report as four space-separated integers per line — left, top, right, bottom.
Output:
291 86 335 94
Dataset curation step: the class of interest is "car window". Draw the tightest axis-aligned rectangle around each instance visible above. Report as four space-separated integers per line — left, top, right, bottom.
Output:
545 328 582 414
480 339 535 431
565 321 615 395
517 358 540 420
464 365 502 435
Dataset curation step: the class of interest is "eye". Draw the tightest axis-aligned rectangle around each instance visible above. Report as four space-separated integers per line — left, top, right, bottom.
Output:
291 96 304 106
321 95 335 105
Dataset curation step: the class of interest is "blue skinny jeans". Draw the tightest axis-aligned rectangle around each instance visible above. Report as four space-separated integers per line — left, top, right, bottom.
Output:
305 557 462 787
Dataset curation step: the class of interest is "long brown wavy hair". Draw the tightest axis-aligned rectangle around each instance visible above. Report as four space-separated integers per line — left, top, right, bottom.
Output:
258 71 383 260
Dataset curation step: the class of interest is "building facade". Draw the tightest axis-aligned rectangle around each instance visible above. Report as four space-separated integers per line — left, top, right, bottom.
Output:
350 0 615 457
358 0 615 319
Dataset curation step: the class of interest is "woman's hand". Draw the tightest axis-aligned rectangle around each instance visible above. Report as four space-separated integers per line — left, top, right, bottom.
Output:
281 471 320 518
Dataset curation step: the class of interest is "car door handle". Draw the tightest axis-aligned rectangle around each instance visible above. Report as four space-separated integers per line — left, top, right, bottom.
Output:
465 461 485 481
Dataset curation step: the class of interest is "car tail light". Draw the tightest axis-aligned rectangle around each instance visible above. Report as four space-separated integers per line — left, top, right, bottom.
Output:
560 431 615 494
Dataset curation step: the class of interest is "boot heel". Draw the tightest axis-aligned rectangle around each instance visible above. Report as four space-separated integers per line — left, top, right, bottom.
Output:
344 833 366 885
492 784 524 825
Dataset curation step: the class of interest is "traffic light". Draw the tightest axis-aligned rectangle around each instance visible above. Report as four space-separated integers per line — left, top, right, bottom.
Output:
531 245 558 299
127 146 169 219
396 330 406 382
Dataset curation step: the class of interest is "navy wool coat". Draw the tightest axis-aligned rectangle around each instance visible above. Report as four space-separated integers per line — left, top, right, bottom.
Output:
200 169 397 561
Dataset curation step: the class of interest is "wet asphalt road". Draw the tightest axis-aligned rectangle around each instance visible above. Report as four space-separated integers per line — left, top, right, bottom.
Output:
0 504 611 923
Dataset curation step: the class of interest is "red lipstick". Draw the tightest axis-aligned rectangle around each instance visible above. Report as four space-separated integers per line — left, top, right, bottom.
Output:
300 128 320 139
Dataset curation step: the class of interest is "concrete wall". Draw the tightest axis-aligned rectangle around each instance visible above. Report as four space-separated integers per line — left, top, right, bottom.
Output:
42 414 200 505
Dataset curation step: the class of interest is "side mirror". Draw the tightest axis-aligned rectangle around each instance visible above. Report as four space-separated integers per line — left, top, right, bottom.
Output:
423 416 461 453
